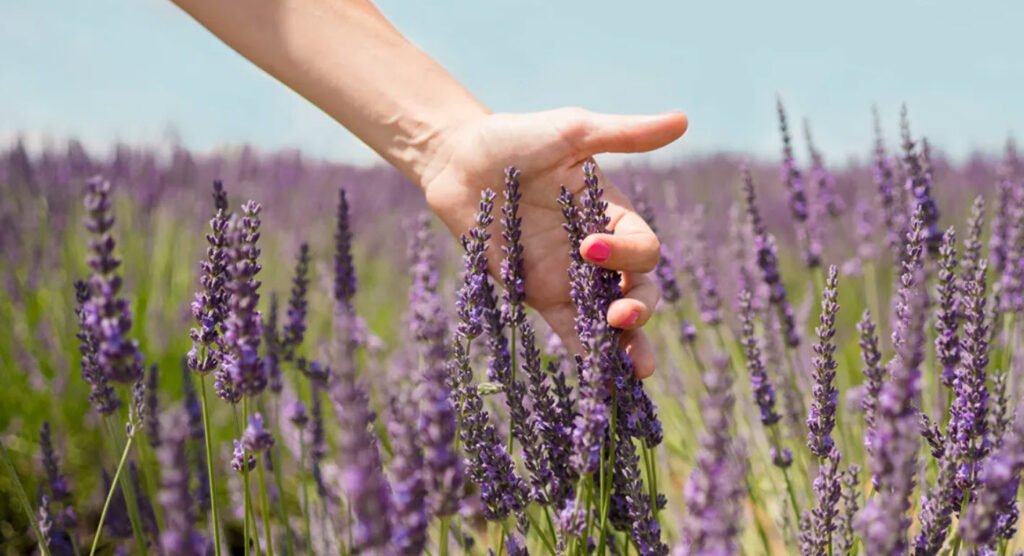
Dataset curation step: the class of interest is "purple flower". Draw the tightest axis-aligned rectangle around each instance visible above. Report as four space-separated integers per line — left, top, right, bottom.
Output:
914 453 960 554
158 409 212 556
75 280 120 415
989 178 1014 275
187 180 230 376
449 190 529 520
800 447 842 556
609 422 668 555
331 310 393 550
807 265 839 459
857 207 928 554
285 399 308 428
387 396 428 555
682 356 746 555
743 167 800 348
262 292 282 393
959 401 1024 550
82 176 144 384
181 365 210 515
334 188 356 308
836 465 861 555
40 423 71 502
230 440 255 472
217 201 264 401
737 290 789 466
948 258 992 491
681 205 722 326
899 107 942 256
145 364 160 447
871 108 903 260
858 310 883 440
281 243 310 362
241 413 274 453
804 119 844 218
408 214 449 364
935 226 961 387
776 98 809 223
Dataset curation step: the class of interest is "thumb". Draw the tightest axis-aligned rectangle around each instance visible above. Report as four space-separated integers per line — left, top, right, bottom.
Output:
575 110 688 155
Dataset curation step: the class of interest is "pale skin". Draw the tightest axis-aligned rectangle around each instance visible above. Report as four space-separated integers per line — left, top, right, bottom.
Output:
171 0 688 378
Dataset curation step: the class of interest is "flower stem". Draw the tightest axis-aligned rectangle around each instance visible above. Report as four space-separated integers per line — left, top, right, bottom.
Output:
103 418 147 556
0 439 53 556
439 516 450 556
241 398 252 556
257 453 275 556
89 429 134 556
198 375 223 556
298 434 312 553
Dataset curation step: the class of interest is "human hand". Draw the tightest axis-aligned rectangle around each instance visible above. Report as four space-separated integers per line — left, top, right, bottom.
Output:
420 108 688 378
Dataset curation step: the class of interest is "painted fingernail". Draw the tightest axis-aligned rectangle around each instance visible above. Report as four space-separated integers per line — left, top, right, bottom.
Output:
622 310 641 327
584 240 611 263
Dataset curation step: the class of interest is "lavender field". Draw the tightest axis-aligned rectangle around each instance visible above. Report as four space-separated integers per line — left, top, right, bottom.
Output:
1 104 1023 556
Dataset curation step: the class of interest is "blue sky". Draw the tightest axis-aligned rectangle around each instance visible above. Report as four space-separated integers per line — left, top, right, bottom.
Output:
2 0 1022 166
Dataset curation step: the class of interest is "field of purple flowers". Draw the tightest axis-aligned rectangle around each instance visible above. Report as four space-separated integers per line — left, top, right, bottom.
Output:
1 102 1023 555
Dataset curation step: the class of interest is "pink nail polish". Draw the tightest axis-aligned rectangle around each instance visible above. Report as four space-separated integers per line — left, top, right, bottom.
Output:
622 310 641 327
585 240 611 263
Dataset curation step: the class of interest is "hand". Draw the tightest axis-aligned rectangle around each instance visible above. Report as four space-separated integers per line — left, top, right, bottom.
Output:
420 108 688 378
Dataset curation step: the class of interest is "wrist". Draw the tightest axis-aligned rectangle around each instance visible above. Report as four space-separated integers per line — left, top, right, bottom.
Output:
393 100 488 192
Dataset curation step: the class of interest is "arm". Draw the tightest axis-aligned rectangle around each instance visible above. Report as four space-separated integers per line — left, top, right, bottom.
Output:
170 0 689 376
170 0 484 186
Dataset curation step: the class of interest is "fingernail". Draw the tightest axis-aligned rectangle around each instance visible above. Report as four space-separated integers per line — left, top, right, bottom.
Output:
584 240 611 263
622 310 641 327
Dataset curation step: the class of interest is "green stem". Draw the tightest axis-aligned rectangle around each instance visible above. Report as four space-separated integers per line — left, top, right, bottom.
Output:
271 445 292 555
257 454 275 556
597 395 619 556
104 419 147 556
241 399 252 556
0 439 53 556
439 516 450 556
89 430 135 556
198 375 223 556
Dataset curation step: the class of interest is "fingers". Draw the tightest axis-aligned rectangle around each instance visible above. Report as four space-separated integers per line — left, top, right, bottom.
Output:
622 329 656 379
575 111 689 155
580 210 660 272
607 272 659 330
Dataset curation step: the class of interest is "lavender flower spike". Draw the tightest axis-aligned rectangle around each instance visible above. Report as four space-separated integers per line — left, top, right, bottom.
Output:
857 310 884 449
387 395 428 555
804 119 843 218
857 207 927 554
776 98 809 223
330 318 393 550
158 409 212 556
82 176 144 384
935 226 960 388
737 289 790 467
871 106 903 259
408 214 449 364
807 265 839 459
75 280 120 415
281 243 310 362
334 188 357 309
682 356 746 555
217 201 264 402
948 258 991 491
958 399 1024 550
800 447 842 556
241 413 274 453
187 180 230 376
900 106 942 255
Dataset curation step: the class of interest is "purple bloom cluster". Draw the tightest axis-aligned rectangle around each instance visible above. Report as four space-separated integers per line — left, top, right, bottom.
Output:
187 180 230 375
807 265 839 459
737 289 790 466
681 356 746 555
743 167 800 348
158 409 212 556
681 205 722 326
82 176 144 384
280 243 311 362
334 188 356 308
216 200 265 402
75 279 120 415
857 208 928 554
899 107 942 256
387 395 429 555
935 227 960 387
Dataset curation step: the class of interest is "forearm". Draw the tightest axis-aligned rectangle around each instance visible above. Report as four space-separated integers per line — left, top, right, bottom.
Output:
171 0 487 187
